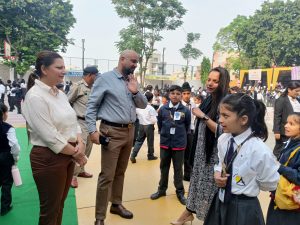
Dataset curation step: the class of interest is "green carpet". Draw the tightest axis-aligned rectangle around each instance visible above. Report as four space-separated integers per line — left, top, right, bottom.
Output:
0 128 78 225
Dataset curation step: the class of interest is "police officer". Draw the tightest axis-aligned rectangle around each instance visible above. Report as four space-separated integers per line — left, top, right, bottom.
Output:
68 66 98 188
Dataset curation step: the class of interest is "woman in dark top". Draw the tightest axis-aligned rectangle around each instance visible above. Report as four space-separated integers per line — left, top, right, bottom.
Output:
171 67 230 224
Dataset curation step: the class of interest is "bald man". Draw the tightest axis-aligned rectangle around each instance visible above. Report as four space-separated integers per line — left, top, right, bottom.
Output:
86 50 147 225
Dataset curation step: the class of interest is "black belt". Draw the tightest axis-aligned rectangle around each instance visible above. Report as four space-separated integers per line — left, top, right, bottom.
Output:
102 119 133 128
231 194 255 200
77 116 85 120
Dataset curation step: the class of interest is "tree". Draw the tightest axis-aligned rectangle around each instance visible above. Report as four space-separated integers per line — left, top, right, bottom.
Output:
215 0 300 69
112 0 187 86
200 57 211 86
239 0 300 67
0 0 76 75
225 53 252 72
115 24 162 83
180 32 202 82
213 15 248 53
213 15 251 71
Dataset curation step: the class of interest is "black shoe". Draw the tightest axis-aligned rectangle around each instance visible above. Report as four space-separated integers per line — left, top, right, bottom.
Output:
1 206 13 216
130 157 136 163
177 193 186 205
150 191 166 200
148 156 158 160
110 204 133 219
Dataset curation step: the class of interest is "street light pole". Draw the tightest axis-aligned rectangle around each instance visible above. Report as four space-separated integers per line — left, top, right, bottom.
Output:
161 47 166 89
82 39 85 70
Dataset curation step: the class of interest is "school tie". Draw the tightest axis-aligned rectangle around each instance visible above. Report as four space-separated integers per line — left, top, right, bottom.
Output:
171 107 176 115
186 102 191 110
224 137 235 203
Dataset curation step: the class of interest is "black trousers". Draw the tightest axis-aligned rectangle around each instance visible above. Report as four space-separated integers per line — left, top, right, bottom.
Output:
184 132 193 179
8 95 14 111
0 94 4 103
132 119 139 146
0 153 14 214
14 99 22 114
131 124 155 158
158 148 184 194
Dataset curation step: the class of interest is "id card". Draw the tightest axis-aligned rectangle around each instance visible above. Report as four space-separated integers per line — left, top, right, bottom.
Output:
170 127 176 134
174 111 181 121
219 188 225 203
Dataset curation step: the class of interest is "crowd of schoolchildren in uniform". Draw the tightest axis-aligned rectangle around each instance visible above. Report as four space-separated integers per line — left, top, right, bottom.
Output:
0 71 300 225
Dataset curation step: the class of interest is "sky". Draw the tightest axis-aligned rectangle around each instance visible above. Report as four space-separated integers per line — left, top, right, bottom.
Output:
63 0 267 68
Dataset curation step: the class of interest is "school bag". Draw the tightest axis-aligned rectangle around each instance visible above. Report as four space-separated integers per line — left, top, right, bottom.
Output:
274 146 300 210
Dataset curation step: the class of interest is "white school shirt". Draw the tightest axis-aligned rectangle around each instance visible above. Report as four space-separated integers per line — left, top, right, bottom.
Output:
0 84 5 95
22 79 81 154
7 127 21 161
136 104 158 125
288 95 300 112
181 100 196 131
214 128 280 197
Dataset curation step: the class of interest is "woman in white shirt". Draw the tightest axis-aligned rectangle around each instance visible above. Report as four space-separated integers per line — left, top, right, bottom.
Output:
22 51 86 225
204 93 279 225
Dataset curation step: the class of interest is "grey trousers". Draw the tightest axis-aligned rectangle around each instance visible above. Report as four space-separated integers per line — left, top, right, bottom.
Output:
131 124 155 158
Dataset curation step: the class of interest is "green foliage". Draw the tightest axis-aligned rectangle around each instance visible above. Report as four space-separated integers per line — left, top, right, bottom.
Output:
180 32 202 82
112 0 186 86
214 0 300 69
200 57 211 86
239 0 300 67
213 15 248 53
225 53 252 72
115 25 144 55
0 0 76 75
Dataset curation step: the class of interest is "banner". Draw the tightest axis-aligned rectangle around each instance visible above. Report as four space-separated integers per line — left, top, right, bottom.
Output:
248 69 262 80
291 66 300 80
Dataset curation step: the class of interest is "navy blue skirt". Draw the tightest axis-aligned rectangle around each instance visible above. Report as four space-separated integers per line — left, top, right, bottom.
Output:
266 199 300 225
204 193 265 225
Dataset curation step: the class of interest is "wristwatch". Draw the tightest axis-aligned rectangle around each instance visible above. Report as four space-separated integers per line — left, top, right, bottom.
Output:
201 114 209 121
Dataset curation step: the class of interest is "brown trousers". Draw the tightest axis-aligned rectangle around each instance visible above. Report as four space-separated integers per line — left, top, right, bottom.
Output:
95 123 134 220
30 146 75 225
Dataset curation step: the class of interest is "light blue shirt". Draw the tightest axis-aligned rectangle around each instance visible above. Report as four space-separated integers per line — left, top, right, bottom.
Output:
86 68 147 133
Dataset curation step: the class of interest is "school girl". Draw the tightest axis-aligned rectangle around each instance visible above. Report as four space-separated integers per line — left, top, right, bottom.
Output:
204 93 279 225
266 112 300 225
0 103 20 215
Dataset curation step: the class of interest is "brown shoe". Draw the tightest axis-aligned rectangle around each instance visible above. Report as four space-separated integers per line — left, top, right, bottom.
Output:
94 219 104 225
78 171 93 178
71 177 78 188
110 204 133 219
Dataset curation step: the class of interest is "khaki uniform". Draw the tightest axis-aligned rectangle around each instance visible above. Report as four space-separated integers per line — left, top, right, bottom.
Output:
68 79 93 176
